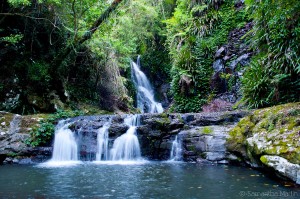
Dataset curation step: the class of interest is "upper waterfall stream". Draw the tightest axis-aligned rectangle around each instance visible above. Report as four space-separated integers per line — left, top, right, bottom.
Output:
131 56 163 114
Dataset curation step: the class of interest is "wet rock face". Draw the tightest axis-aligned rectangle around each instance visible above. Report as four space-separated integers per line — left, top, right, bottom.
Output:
0 112 28 155
209 21 253 109
136 111 247 160
179 125 234 162
158 83 171 108
0 110 248 164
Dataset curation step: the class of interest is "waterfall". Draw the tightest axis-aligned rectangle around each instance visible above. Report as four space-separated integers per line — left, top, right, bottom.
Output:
96 123 110 161
48 115 143 164
110 115 141 161
51 120 78 161
46 56 162 165
170 136 182 161
131 56 163 113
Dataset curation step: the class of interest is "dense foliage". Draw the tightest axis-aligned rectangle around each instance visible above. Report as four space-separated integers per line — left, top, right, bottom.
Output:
0 0 109 113
165 0 248 112
0 0 165 113
25 110 83 147
242 0 300 108
0 0 299 115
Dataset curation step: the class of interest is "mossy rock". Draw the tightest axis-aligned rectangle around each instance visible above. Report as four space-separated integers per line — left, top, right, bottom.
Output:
227 102 300 165
202 126 213 134
0 111 15 131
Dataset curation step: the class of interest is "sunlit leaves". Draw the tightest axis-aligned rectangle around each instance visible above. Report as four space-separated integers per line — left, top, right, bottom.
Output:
91 0 160 66
8 0 61 7
8 0 31 7
0 34 23 45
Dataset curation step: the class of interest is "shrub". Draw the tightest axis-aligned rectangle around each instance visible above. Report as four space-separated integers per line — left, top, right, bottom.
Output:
25 110 83 147
242 0 300 108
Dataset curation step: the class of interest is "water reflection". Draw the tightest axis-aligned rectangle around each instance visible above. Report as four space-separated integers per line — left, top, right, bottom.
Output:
0 162 299 198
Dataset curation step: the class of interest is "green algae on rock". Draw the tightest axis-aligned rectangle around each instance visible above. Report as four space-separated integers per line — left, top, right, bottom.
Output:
227 103 300 183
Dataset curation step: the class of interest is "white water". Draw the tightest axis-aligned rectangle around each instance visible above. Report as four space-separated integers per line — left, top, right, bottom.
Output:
131 56 163 113
96 123 110 161
47 115 143 165
170 136 182 161
110 115 142 161
46 56 164 165
40 120 80 167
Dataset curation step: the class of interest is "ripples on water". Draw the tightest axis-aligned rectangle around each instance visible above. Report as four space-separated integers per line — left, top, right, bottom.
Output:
0 162 299 198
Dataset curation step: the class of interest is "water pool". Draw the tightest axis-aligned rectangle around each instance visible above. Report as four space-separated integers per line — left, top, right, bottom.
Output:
0 162 299 198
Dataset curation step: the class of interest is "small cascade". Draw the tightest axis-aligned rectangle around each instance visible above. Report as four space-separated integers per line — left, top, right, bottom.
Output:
96 123 110 161
110 115 141 161
51 120 78 161
170 135 182 161
131 56 163 113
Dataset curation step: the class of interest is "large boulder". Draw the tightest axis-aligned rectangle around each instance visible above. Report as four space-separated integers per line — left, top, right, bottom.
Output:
260 155 300 184
180 125 234 162
226 103 300 184
0 112 29 155
0 112 51 164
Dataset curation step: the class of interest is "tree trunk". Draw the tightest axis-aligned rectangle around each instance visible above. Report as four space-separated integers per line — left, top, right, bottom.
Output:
51 0 124 101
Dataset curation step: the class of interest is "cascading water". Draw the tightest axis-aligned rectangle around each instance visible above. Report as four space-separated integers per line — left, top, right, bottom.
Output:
131 56 163 114
96 123 110 161
110 115 142 161
46 57 163 165
170 135 182 161
51 120 78 161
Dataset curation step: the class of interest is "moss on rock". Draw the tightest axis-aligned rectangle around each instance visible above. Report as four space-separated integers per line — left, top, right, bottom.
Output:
0 111 15 131
227 102 300 165
202 126 213 134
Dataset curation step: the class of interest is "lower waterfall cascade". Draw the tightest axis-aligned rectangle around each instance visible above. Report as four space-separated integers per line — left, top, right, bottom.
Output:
51 120 78 162
109 115 142 161
169 135 182 161
95 123 110 161
47 57 165 164
48 115 143 163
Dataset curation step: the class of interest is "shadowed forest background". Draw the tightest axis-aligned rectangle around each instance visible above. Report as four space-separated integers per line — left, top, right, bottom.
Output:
0 0 299 114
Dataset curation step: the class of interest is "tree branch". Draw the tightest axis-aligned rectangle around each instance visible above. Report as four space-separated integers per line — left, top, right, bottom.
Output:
52 0 124 67
0 12 59 28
